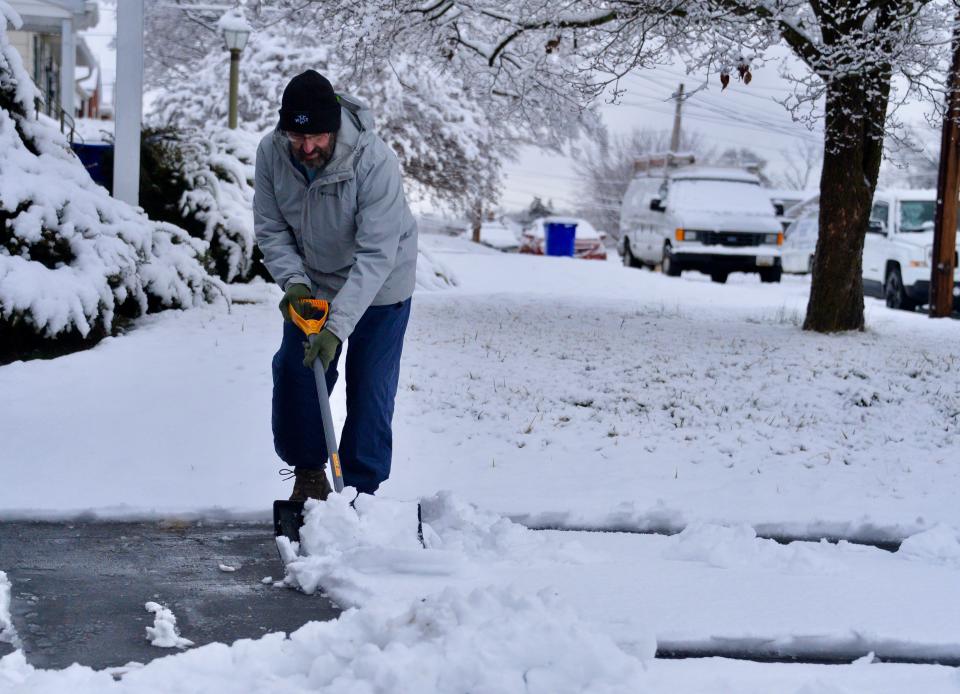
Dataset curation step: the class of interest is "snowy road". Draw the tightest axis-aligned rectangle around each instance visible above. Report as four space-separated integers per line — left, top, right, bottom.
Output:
2 234 959 691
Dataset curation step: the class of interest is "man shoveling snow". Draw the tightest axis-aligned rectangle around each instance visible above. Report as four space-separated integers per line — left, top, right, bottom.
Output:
254 70 418 502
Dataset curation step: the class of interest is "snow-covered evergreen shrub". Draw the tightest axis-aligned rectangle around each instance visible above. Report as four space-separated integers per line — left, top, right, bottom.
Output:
178 126 266 282
0 2 220 362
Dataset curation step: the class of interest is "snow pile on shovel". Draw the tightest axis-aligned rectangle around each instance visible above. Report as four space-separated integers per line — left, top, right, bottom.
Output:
278 490 581 608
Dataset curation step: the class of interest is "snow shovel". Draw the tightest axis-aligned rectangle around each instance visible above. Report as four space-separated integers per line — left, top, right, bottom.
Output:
273 297 344 544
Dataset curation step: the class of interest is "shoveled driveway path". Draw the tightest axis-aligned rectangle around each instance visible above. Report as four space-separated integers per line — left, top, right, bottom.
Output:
0 521 337 671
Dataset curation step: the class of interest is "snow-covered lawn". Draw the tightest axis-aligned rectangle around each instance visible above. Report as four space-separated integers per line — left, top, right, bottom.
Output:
2 234 959 692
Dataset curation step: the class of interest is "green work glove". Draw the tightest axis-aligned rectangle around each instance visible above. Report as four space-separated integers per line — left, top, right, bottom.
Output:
303 328 341 370
279 283 312 322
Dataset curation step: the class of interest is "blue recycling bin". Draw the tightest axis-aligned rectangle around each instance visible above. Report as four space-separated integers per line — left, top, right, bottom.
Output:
544 221 577 257
71 142 113 190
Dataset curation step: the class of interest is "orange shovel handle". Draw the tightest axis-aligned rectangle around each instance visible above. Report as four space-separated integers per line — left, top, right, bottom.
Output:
287 298 330 336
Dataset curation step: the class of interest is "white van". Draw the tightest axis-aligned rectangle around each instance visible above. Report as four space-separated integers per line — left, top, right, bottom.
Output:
619 162 784 283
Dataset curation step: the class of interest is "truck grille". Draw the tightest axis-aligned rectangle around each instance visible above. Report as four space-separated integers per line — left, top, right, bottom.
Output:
696 230 764 247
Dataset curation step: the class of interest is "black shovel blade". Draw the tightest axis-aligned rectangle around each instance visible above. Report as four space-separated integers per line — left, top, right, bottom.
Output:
273 499 306 544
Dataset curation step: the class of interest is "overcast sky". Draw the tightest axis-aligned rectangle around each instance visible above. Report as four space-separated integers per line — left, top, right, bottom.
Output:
81 6 938 216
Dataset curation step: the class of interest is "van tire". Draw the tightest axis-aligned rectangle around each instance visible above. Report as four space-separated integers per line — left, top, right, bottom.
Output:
885 266 916 311
662 244 682 277
622 241 641 269
759 267 782 283
710 271 729 284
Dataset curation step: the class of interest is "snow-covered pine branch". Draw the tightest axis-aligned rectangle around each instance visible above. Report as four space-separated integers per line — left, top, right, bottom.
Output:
145 5 520 216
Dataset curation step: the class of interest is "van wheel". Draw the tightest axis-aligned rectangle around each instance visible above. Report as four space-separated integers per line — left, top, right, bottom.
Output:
622 242 641 269
662 245 682 277
885 266 916 311
710 271 729 284
759 267 782 283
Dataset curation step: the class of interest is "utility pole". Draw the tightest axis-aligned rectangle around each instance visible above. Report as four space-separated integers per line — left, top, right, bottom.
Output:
670 83 684 153
931 12 960 318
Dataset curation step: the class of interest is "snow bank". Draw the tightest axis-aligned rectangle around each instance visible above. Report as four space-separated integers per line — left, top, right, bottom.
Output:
0 571 17 648
898 525 960 566
415 246 458 290
0 6 220 356
0 587 646 693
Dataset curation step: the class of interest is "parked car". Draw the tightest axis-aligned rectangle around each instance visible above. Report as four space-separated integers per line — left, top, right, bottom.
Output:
519 216 608 260
781 206 819 274
619 163 784 283
767 188 817 232
863 189 960 311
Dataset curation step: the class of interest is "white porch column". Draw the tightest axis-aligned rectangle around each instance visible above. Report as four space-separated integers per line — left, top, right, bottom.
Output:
113 0 144 206
59 18 75 118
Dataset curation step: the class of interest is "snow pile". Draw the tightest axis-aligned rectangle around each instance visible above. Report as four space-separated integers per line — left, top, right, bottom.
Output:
0 571 17 648
144 602 193 649
0 4 219 357
898 525 960 567
0 588 646 693
178 126 263 282
416 246 458 290
215 7 251 35
663 523 846 575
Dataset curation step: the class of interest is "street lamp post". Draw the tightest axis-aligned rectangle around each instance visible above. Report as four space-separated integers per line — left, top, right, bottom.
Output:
219 11 251 130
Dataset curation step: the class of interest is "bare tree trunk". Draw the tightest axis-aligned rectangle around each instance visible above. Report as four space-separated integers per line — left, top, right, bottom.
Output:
803 73 889 332
471 198 482 244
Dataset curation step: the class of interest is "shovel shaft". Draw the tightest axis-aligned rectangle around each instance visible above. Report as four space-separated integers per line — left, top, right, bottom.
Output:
309 337 345 494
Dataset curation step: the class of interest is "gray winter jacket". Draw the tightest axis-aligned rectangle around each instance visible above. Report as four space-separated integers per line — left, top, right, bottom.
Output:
254 94 418 339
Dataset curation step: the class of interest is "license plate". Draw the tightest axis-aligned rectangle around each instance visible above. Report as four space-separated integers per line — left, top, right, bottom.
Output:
756 256 775 267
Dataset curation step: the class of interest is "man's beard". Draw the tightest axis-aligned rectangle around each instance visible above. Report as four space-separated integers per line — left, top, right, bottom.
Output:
292 134 337 170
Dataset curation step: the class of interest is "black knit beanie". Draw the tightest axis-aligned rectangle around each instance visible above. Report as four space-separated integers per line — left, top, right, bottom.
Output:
278 70 342 134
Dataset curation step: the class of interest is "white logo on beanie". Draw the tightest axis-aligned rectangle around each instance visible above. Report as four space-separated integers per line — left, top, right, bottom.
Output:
295 114 309 125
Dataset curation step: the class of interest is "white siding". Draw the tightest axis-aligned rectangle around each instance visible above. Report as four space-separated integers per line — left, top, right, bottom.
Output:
7 30 35 73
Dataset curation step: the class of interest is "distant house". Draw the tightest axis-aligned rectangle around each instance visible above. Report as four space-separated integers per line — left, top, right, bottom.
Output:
6 1 101 122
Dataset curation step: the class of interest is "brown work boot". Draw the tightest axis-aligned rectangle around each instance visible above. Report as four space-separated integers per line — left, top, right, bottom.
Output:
288 468 332 502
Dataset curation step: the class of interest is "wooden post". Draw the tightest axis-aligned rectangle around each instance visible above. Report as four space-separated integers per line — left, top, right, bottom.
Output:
931 12 960 318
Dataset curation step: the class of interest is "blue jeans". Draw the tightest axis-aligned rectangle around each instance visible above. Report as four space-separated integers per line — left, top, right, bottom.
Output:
272 298 411 494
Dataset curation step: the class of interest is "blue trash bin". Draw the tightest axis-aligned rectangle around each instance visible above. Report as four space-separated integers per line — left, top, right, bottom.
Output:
71 142 114 190
544 221 577 257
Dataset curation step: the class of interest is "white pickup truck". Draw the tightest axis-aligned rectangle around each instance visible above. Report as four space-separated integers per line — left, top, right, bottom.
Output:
619 163 784 283
781 189 960 311
864 189 960 311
